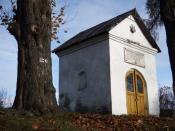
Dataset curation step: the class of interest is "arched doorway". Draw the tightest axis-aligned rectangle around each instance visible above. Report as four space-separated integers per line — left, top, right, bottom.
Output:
126 69 148 115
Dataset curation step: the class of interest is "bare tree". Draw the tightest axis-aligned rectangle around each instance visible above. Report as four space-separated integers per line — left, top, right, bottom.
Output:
0 89 7 108
159 86 174 110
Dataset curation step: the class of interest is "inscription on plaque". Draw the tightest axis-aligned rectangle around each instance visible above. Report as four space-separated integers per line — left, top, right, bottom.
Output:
124 48 145 68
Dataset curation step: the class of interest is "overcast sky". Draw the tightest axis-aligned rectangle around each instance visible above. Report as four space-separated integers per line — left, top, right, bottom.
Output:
0 0 172 102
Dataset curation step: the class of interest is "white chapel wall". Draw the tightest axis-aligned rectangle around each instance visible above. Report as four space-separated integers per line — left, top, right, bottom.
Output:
59 39 112 113
109 15 159 116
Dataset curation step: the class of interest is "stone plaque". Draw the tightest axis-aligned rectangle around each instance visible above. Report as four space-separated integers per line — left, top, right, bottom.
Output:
124 48 145 68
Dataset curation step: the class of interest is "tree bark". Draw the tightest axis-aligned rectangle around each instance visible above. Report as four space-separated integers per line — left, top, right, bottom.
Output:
163 20 175 94
11 0 58 113
160 0 175 94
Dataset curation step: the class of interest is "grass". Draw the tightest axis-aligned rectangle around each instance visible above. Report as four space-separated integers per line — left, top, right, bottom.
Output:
0 108 80 131
0 108 175 131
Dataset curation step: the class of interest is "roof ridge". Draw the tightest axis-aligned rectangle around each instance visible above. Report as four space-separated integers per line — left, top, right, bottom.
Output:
52 8 161 53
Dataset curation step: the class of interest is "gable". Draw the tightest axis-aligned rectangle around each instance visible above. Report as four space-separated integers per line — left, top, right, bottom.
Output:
109 15 153 49
52 9 161 54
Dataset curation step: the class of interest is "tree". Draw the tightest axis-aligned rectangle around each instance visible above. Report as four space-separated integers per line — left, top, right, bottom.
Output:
146 0 175 94
0 0 64 113
159 86 174 110
0 89 7 108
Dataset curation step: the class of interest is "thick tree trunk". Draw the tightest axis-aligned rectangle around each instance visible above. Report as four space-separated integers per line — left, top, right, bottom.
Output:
160 0 175 95
163 20 175 95
12 0 58 113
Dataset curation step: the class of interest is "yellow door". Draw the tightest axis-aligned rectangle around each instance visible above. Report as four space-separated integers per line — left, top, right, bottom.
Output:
126 70 148 115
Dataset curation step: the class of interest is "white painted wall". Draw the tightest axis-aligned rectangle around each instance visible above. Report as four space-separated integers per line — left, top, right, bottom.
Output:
109 15 159 116
110 15 153 49
58 14 160 116
59 38 112 113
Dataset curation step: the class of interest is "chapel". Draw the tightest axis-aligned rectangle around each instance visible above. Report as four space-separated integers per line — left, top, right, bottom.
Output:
53 9 161 116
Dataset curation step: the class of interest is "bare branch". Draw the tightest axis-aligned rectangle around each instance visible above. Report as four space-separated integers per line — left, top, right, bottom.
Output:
0 0 66 43
0 89 7 108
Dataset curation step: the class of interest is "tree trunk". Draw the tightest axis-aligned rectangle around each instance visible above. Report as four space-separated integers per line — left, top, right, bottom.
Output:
12 0 58 113
163 20 175 95
160 0 175 95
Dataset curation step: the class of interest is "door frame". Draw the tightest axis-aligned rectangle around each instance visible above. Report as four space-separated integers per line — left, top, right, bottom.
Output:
125 69 149 115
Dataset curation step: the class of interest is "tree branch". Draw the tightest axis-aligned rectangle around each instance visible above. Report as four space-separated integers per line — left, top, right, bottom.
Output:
147 13 160 31
7 20 20 42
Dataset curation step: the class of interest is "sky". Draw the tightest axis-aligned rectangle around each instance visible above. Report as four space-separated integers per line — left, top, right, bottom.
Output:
0 0 172 104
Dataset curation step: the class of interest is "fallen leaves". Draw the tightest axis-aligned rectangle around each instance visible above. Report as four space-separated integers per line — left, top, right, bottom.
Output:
32 123 39 130
0 108 175 131
72 114 175 131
